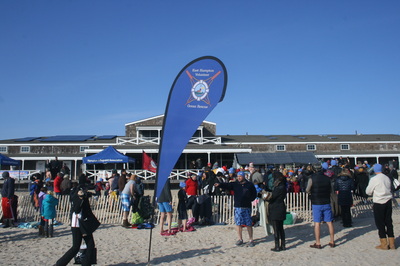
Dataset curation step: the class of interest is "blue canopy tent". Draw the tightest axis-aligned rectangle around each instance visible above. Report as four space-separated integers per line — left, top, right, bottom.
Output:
82 146 136 164
0 154 21 167
82 146 136 180
0 153 22 180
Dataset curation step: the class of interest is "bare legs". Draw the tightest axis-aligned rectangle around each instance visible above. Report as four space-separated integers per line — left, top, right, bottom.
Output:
160 212 173 233
313 222 335 246
178 218 187 231
236 225 253 242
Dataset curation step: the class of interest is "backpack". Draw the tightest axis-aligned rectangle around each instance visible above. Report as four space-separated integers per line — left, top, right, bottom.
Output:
138 196 154 220
134 180 144 196
111 175 119 190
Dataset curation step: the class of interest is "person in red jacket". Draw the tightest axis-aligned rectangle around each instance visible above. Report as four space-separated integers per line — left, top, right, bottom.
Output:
291 175 301 193
53 172 64 196
185 173 199 220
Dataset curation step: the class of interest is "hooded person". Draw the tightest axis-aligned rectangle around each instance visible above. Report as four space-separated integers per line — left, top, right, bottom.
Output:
334 167 354 227
1 171 15 227
42 191 59 237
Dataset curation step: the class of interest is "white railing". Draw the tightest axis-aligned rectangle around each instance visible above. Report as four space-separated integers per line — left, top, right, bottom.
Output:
117 136 160 145
85 169 201 181
189 137 222 145
116 136 221 145
4 193 391 226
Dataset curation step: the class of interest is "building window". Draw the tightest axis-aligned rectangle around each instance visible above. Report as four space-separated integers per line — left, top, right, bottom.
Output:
276 145 286 151
307 144 316 151
0 146 7 153
139 130 159 139
340 144 350 150
20 146 30 153
80 146 89 153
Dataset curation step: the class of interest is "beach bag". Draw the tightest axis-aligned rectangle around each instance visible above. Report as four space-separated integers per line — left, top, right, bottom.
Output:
138 196 154 220
79 214 101 235
74 244 97 264
131 212 144 225
283 212 297 225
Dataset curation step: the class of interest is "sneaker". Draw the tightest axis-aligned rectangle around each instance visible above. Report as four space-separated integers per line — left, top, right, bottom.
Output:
235 239 244 246
248 241 255 247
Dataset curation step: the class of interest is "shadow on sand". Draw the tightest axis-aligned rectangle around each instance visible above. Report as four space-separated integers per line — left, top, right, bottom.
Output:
109 245 223 266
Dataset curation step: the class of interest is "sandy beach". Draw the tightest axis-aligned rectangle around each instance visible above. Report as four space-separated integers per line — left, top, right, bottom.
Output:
1 210 400 266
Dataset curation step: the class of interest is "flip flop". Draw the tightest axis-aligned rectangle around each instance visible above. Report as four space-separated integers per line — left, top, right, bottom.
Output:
328 242 336 248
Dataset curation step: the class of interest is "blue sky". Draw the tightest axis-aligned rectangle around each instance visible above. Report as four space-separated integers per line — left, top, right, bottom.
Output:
1 1 399 140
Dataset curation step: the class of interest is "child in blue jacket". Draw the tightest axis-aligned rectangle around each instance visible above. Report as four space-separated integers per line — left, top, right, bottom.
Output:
42 191 59 237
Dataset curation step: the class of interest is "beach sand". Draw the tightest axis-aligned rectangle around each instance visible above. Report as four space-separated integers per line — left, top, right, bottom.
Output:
1 212 400 265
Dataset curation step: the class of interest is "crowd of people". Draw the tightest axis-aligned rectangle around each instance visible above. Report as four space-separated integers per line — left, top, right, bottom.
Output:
162 158 398 251
1 156 399 262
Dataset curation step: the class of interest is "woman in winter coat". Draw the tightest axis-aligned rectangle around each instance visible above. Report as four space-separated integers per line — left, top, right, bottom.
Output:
354 167 369 203
56 187 99 266
42 191 59 237
334 167 355 227
268 171 287 252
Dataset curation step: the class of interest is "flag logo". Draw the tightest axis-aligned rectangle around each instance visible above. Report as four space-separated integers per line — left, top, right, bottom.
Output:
185 69 222 107
191 80 209 101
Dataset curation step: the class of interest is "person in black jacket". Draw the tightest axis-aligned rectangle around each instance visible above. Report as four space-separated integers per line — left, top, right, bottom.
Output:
267 171 287 251
215 171 257 247
306 163 336 249
354 166 369 203
56 187 98 266
1 171 15 227
334 167 354 227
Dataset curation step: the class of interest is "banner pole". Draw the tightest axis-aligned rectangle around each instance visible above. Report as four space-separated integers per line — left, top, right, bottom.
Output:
147 177 159 265
147 213 154 265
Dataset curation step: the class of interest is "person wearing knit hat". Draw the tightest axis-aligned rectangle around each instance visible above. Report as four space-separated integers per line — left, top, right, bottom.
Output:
306 163 336 249
177 181 189 232
366 163 395 250
215 170 257 247
373 164 382 173
2 171 10 179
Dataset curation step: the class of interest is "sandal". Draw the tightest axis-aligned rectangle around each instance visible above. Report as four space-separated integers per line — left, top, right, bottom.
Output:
235 239 244 246
310 243 322 249
328 242 336 248
247 241 255 247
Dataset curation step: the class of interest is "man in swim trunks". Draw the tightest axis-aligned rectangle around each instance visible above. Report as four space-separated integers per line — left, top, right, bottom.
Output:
306 162 335 249
215 171 257 247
